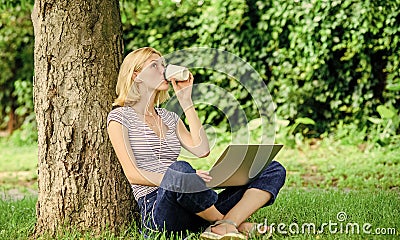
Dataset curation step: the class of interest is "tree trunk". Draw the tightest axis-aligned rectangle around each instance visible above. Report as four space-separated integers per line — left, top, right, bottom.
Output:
7 108 16 135
31 0 135 236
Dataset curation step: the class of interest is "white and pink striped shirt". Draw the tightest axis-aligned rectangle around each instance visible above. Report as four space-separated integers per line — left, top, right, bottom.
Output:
107 106 181 200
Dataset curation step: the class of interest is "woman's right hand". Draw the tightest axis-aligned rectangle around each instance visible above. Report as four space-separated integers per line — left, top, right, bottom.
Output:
171 72 194 111
196 170 212 183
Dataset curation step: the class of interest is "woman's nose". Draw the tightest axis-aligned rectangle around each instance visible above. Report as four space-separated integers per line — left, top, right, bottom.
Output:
159 65 165 75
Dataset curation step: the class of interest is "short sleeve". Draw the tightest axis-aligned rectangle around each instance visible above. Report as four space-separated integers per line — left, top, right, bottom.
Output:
171 111 180 130
156 108 181 131
107 107 131 129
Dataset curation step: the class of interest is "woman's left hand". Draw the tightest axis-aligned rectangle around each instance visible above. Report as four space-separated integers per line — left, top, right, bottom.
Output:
196 170 212 183
171 72 194 110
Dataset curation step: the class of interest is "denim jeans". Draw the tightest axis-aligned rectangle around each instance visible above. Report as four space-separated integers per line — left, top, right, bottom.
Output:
137 160 286 235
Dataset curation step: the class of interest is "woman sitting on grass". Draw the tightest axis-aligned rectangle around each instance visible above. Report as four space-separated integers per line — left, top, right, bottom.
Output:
107 47 286 239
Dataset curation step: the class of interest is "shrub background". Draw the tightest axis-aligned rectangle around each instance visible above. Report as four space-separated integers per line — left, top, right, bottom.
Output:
1 0 399 143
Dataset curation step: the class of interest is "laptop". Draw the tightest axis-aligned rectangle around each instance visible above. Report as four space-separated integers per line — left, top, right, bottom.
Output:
206 144 283 188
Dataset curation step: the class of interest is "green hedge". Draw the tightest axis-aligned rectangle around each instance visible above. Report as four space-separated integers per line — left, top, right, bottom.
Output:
0 0 34 132
121 0 400 137
1 0 399 142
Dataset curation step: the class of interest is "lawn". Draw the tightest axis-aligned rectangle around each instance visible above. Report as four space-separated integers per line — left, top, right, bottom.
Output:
0 137 399 239
0 140 38 197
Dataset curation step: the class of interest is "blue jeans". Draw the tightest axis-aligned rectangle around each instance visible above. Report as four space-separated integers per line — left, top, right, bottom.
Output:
137 160 286 235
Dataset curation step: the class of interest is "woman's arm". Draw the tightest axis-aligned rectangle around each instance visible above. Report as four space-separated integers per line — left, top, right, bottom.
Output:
107 120 164 186
171 74 210 158
177 107 210 158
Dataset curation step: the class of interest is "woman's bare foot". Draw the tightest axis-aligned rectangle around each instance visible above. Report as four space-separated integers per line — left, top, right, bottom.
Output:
211 222 239 235
238 222 253 232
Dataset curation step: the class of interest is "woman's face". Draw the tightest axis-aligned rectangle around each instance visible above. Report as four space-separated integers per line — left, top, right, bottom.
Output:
136 53 169 91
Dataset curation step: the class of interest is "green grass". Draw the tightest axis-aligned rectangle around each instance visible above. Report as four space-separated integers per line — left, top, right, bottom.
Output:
186 138 400 191
250 188 400 239
0 137 399 239
0 196 36 239
0 139 37 172
1 189 399 239
0 139 38 192
278 141 400 191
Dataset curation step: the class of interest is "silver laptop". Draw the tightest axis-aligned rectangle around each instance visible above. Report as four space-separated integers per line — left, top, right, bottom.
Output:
206 144 283 188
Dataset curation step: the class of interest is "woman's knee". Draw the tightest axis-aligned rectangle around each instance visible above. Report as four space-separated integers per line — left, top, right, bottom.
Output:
168 161 195 173
272 161 286 178
161 161 209 194
269 161 287 188
259 161 287 183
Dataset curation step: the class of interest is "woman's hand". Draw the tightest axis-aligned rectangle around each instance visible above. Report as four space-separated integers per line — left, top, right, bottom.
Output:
171 72 194 111
196 170 212 183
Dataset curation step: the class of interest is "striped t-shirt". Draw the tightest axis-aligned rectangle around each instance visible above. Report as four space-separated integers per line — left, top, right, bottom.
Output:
107 106 181 200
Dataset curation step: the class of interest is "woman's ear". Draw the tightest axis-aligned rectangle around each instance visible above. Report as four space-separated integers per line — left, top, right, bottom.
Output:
132 72 143 83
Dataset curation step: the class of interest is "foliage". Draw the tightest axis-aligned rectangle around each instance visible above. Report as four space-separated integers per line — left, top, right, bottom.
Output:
0 0 35 139
367 104 400 145
121 0 400 142
1 0 399 144
120 0 205 52
262 0 400 136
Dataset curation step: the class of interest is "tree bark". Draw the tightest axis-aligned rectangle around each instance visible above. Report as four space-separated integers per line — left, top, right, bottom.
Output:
7 108 16 135
31 0 135 236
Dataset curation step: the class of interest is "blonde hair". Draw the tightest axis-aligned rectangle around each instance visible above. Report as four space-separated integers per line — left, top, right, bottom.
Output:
113 47 170 107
